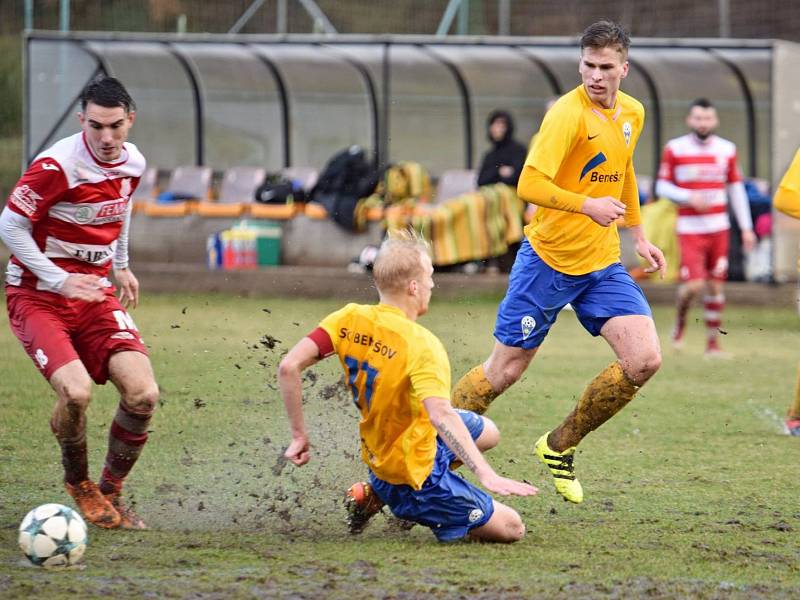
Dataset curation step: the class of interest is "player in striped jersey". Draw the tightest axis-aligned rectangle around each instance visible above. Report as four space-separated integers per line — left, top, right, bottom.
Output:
772 147 800 436
278 231 537 542
656 98 756 357
0 77 157 529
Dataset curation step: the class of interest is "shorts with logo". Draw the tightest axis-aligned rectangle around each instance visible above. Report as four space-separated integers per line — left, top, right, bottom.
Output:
494 239 652 349
6 286 148 384
678 230 729 282
369 409 494 542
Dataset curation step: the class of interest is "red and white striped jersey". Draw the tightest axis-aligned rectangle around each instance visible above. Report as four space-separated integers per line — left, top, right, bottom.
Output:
5 132 145 290
656 134 742 234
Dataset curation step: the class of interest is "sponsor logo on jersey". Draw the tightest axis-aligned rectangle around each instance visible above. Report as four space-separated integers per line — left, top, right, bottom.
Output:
10 185 42 217
623 121 632 146
589 171 622 183
468 509 484 523
580 152 607 181
74 205 95 224
35 348 49 368
96 199 128 219
521 315 536 340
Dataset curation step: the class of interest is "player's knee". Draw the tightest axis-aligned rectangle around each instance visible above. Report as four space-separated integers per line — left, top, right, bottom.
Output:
501 512 526 543
497 360 526 390
477 417 500 451
626 348 661 383
58 383 92 412
123 382 159 415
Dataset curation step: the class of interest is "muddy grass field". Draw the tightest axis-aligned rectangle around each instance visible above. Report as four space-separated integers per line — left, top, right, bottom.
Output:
0 292 798 599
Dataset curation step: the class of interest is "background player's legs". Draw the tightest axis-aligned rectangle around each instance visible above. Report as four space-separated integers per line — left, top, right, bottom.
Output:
451 342 538 414
49 360 94 485
100 351 159 497
787 365 800 436
673 279 705 347
467 500 525 543
548 315 661 452
703 279 726 355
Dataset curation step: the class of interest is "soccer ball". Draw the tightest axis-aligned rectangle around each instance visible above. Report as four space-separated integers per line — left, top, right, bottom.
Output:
18 504 88 567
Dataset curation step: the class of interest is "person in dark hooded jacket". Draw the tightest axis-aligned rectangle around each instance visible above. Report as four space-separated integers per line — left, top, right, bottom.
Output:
477 110 528 188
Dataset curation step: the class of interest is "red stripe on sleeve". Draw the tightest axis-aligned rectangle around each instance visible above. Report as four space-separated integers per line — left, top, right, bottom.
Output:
307 327 334 358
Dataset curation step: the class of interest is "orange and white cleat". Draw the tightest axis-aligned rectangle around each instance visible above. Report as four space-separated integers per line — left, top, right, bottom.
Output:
65 480 121 529
344 481 384 534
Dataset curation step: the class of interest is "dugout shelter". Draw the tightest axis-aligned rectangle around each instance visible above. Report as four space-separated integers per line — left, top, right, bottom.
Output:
24 32 800 277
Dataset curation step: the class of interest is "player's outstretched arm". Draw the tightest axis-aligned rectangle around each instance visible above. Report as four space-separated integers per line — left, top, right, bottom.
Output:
424 396 538 497
278 337 323 466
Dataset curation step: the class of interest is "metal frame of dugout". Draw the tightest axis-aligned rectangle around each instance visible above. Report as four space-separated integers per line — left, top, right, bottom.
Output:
23 31 800 279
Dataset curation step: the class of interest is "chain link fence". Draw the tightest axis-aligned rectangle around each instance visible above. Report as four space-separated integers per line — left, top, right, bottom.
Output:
2 1 800 39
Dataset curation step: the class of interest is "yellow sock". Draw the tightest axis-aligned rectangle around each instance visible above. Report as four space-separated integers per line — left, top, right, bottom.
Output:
451 365 497 414
554 362 639 448
789 363 800 419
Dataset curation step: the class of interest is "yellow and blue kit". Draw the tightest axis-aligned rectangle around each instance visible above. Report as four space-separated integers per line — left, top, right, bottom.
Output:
495 84 651 349
316 303 494 541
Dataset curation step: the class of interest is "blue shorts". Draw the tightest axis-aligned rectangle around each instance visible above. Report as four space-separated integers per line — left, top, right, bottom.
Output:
494 239 652 349
369 409 494 542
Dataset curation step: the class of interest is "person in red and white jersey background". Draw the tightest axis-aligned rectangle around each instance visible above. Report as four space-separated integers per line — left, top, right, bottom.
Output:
0 76 158 529
656 98 756 357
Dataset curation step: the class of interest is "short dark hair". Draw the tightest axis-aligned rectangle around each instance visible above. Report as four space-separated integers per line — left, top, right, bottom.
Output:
580 20 631 58
80 76 135 113
690 97 715 110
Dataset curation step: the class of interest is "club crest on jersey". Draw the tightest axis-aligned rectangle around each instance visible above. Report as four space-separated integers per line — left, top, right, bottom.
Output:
468 509 485 523
622 121 632 146
521 315 536 340
119 178 132 200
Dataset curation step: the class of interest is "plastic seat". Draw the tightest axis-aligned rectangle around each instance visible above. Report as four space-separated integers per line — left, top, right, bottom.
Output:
198 166 266 218
436 169 477 203
131 167 157 213
143 166 212 217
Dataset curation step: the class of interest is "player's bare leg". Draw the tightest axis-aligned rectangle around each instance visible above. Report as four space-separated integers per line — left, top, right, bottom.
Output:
550 314 661 451
538 315 661 503
673 279 704 348
100 351 159 529
451 342 538 414
467 500 525 543
50 360 120 528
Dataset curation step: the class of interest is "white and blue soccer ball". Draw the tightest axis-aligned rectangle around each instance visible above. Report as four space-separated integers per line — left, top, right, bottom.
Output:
18 503 88 567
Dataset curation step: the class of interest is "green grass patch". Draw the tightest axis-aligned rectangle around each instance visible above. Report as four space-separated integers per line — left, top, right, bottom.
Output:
0 293 798 598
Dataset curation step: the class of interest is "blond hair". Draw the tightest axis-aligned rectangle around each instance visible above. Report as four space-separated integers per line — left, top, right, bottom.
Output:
372 229 431 295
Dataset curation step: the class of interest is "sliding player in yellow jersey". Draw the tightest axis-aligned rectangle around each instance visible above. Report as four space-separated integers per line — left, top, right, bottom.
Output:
452 21 666 503
278 231 537 542
772 147 800 436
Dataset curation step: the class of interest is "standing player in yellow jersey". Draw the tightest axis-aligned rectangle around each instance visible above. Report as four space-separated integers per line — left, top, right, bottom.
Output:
451 21 666 504
772 147 800 436
278 231 538 542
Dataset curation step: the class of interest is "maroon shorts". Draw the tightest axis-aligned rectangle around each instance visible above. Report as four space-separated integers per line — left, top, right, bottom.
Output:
6 286 149 384
678 230 730 282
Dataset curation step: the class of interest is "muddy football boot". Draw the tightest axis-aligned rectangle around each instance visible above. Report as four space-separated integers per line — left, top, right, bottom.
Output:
103 492 147 530
65 480 121 528
534 432 584 504
786 417 800 437
344 481 383 534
